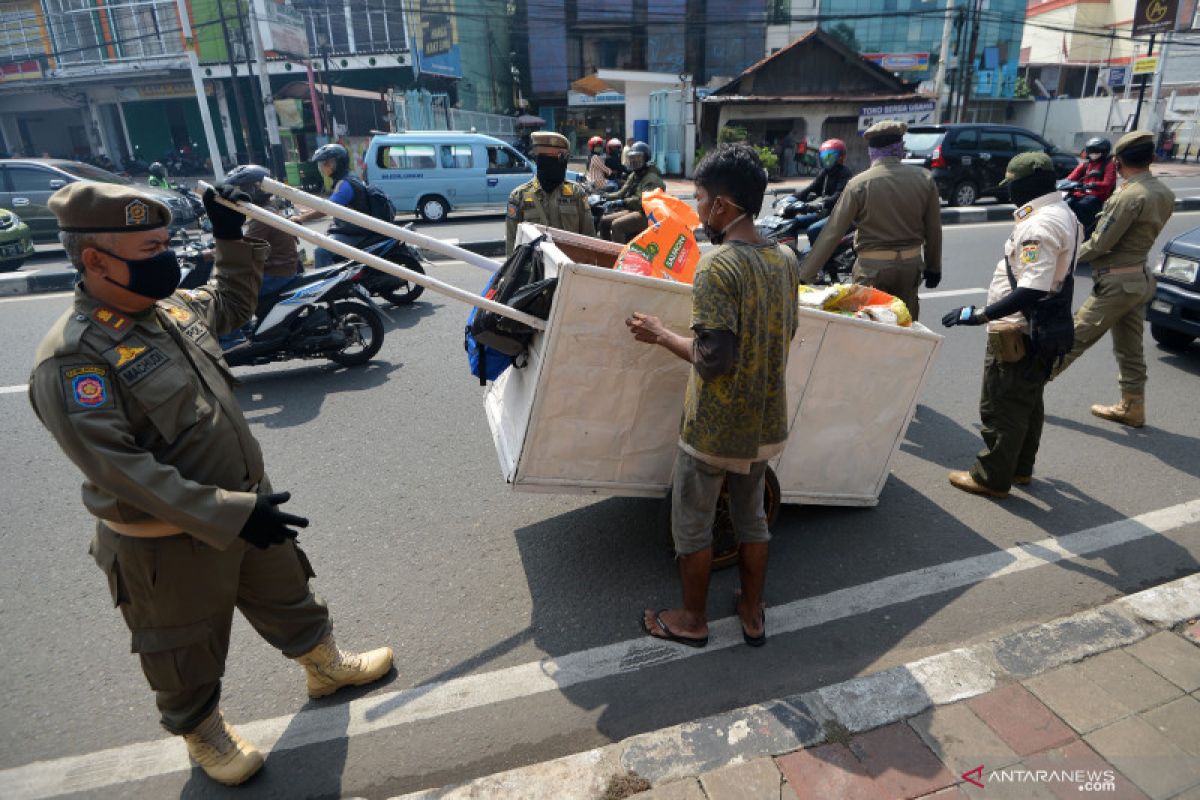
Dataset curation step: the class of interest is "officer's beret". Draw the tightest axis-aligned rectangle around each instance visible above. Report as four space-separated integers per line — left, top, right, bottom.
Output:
864 119 907 146
530 131 570 150
1000 151 1055 185
48 182 172 234
1114 130 1154 157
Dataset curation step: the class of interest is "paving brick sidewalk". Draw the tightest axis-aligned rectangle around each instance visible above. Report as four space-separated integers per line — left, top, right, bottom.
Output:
391 574 1200 800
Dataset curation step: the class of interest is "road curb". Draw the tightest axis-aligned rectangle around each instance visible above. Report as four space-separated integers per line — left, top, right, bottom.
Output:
388 572 1200 799
0 268 76 297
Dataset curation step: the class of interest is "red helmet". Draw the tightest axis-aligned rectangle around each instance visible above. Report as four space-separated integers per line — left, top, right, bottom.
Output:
588 136 605 150
819 139 847 161
607 137 622 151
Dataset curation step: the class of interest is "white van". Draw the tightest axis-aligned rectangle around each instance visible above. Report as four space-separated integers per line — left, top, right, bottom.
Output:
364 132 580 223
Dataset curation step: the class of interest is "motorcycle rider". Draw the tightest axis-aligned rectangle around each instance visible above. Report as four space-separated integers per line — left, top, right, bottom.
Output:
147 162 169 190
586 135 612 191
792 139 854 246
293 143 372 268
605 138 626 182
599 141 666 243
1063 137 1116 234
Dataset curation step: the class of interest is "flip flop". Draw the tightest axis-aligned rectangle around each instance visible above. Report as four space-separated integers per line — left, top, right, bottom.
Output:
734 592 767 648
640 610 708 648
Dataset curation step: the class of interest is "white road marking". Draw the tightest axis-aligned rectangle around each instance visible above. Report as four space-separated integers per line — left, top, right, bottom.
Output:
0 291 71 304
3 498 1197 799
0 385 28 395
920 288 988 299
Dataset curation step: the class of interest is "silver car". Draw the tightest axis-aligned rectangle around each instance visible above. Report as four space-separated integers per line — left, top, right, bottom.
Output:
0 159 197 242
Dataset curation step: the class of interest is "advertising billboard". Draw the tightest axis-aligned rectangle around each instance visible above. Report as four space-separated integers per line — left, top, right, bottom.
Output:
255 0 309 57
412 0 462 78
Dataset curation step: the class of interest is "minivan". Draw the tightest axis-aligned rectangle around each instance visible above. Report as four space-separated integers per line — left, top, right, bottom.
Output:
902 124 1079 206
364 132 582 223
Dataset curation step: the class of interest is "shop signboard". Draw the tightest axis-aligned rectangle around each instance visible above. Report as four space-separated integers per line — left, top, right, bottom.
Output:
1133 0 1179 35
255 0 309 57
857 100 936 134
863 52 930 72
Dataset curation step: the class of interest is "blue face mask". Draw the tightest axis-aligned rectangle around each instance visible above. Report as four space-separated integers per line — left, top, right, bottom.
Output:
95 246 181 300
819 150 840 169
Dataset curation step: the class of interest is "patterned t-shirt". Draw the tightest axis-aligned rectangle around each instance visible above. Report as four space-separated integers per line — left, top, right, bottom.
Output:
680 241 801 460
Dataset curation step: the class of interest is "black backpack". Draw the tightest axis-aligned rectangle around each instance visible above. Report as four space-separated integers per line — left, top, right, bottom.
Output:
333 176 397 234
464 236 557 385
1006 221 1079 376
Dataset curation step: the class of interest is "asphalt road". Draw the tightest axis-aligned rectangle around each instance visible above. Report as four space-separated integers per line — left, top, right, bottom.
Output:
0 213 1198 799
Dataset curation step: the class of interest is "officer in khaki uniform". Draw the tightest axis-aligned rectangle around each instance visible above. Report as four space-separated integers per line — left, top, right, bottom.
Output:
1050 130 1175 427
940 153 1083 498
28 182 393 787
803 120 942 321
505 131 594 255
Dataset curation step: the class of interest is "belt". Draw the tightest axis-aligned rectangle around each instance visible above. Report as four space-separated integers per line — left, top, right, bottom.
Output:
858 246 922 260
101 518 184 538
1092 264 1146 277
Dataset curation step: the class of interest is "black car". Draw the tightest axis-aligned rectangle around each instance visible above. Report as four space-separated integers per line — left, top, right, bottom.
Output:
1147 225 1200 349
902 124 1079 206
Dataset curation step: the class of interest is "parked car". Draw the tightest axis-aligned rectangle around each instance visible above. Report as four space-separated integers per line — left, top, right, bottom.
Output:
363 132 583 223
1147 224 1200 350
0 207 34 271
0 159 198 242
902 124 1079 206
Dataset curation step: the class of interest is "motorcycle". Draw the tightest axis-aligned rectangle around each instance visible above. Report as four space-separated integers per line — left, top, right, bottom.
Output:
588 193 628 231
176 230 215 289
329 226 427 307
757 195 855 284
214 263 385 368
169 181 212 233
1057 179 1100 237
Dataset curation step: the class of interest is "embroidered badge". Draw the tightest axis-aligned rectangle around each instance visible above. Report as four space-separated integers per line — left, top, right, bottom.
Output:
1021 244 1040 264
62 366 110 411
562 183 574 197
125 200 149 227
116 348 169 387
114 345 146 367
91 307 130 333
165 306 191 324
1015 205 1034 220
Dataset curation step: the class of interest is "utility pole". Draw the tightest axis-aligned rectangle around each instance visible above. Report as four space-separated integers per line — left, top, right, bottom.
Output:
1146 33 1170 135
1131 34 1156 129
235 8 270 170
173 0 224 182
957 0 982 123
216 0 254 164
322 45 337 138
933 0 955 122
247 0 288 177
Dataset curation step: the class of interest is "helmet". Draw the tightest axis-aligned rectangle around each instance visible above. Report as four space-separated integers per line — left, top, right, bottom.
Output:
1084 137 1111 156
312 143 350 178
627 141 652 170
224 164 270 187
607 137 622 151
818 139 846 167
588 136 605 151
149 162 166 178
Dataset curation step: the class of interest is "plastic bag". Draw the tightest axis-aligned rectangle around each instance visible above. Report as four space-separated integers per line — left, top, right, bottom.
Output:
797 283 912 327
616 189 701 283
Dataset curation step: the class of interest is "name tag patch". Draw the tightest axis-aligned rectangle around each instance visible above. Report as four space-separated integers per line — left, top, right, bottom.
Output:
117 348 169 387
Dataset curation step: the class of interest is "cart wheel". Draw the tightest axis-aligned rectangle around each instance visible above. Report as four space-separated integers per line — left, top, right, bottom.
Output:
667 466 781 571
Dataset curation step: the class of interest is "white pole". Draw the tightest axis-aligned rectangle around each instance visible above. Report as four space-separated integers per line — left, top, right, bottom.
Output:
115 101 134 163
247 0 287 175
175 0 224 182
261 176 503 273
214 83 239 163
1147 33 1170 135
199 182 545 329
933 0 955 122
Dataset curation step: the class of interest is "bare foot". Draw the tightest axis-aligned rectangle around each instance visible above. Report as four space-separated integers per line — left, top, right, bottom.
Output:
642 607 708 641
734 591 764 639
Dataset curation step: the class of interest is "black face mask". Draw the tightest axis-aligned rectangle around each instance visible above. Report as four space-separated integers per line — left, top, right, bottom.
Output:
96 247 181 300
1007 172 1056 208
703 197 747 245
536 154 568 192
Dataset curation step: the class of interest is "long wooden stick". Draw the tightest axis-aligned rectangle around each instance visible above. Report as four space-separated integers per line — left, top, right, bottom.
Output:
198 183 546 330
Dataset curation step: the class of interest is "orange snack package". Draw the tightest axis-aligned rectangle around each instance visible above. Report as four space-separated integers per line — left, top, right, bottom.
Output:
615 189 702 283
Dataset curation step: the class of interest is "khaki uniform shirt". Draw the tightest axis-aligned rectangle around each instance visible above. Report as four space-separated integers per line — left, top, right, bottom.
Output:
1079 171 1175 269
505 178 595 255
28 238 270 550
609 165 667 213
986 192 1082 334
802 157 942 282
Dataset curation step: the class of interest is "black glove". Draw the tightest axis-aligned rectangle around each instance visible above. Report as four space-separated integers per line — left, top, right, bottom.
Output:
238 491 309 549
604 200 625 215
202 184 251 241
941 306 986 328
923 270 942 289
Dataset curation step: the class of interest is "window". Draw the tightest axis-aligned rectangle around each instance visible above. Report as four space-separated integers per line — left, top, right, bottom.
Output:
6 166 61 192
440 145 474 169
952 129 979 150
487 145 530 174
378 144 437 170
979 130 1013 151
1013 133 1046 153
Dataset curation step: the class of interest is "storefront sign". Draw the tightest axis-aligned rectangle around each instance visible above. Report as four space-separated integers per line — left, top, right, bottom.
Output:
857 100 936 134
863 53 930 73
1132 55 1160 75
568 90 626 106
1107 66 1128 86
1133 0 1178 35
118 83 211 101
255 0 308 57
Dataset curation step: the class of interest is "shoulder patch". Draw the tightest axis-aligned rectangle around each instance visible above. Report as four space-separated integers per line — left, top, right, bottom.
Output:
163 305 191 324
114 344 146 367
1015 205 1034 220
562 183 574 197
90 307 132 335
62 365 113 412
1020 243 1040 264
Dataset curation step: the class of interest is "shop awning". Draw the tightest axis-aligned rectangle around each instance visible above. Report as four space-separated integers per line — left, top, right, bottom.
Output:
277 81 386 102
570 74 612 96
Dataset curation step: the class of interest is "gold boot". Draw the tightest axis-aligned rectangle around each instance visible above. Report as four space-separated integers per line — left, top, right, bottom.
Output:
182 709 264 786
295 633 393 698
1090 393 1145 428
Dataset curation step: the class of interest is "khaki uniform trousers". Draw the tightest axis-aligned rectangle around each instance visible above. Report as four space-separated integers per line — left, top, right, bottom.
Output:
600 211 648 244
1053 270 1156 394
852 254 925 322
971 333 1049 492
90 524 331 734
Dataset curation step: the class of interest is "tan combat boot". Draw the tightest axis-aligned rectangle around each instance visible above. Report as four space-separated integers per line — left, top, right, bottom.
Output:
182 709 264 786
1090 393 1145 428
295 633 393 698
